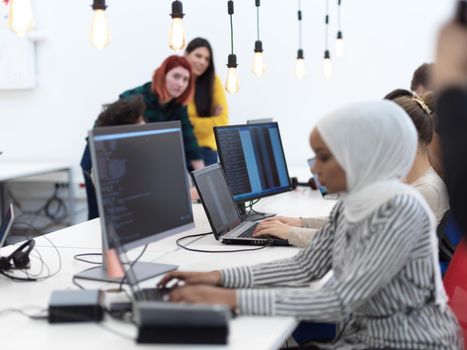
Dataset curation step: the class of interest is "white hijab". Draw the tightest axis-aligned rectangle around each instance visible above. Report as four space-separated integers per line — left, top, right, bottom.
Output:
316 100 447 309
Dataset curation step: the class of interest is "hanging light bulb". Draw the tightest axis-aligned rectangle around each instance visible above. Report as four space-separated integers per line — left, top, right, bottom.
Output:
226 54 240 94
7 0 34 37
225 1 239 94
90 0 111 49
252 0 266 77
252 41 266 77
335 31 345 58
323 50 333 79
295 49 305 80
169 1 186 51
294 0 306 79
335 0 345 58
323 0 333 78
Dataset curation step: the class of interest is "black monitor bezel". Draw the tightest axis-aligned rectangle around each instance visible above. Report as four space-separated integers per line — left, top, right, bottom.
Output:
214 122 292 203
89 121 195 254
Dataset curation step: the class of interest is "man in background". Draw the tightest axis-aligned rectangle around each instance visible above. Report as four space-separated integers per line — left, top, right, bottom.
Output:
411 63 434 96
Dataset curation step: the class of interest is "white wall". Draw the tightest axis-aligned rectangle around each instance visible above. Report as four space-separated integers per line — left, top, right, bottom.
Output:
0 0 456 176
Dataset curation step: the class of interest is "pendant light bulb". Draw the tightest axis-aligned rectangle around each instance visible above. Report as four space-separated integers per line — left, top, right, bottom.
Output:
252 41 266 77
90 0 111 49
225 54 240 94
8 0 34 37
323 50 333 79
295 49 305 80
169 1 186 51
336 31 345 58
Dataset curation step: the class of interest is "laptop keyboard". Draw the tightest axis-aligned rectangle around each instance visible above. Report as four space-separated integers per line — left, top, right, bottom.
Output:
134 288 169 302
238 223 259 238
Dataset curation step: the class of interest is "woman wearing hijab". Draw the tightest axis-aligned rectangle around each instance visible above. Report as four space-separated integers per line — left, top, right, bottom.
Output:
254 92 449 247
119 55 204 170
159 101 462 349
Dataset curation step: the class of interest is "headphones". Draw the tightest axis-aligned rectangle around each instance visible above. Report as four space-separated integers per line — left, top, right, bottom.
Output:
290 176 317 190
0 239 36 276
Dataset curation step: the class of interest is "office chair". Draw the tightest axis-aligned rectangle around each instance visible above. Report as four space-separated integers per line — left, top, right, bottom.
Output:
443 239 467 349
437 211 462 274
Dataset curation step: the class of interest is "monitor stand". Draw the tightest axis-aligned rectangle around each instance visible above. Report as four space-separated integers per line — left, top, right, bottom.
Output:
74 262 177 284
237 203 276 221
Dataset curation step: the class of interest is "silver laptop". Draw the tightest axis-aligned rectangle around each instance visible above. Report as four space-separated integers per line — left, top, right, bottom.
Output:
192 164 289 246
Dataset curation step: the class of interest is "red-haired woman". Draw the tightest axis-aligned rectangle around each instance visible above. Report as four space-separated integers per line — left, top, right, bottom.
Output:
120 55 204 170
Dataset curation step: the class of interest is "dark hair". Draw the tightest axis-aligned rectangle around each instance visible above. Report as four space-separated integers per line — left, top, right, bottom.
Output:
383 89 413 100
95 95 146 127
410 63 434 92
391 93 435 146
185 37 215 116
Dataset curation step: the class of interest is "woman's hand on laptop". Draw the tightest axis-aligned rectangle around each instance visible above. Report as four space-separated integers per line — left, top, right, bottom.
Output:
261 216 302 227
158 270 222 288
253 220 290 240
169 285 236 310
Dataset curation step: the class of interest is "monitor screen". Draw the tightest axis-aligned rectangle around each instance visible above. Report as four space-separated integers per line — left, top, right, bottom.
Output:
214 122 291 203
90 121 194 251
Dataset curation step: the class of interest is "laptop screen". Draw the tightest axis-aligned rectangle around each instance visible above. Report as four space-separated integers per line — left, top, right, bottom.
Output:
192 164 241 234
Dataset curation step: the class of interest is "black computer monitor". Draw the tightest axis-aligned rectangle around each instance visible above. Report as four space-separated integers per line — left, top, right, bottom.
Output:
214 122 292 220
75 121 194 283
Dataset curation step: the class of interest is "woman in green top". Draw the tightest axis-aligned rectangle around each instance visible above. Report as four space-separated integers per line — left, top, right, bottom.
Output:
120 55 204 170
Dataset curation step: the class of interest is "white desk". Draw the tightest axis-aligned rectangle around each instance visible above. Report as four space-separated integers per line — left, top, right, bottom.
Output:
0 160 75 224
0 188 336 349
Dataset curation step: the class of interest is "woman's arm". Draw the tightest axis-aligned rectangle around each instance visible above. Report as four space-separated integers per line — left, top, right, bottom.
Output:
178 105 203 161
235 195 422 322
221 204 342 289
188 75 229 138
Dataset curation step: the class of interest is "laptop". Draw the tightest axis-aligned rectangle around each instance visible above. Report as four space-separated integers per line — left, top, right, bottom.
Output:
106 226 232 335
246 118 273 124
0 204 15 248
192 164 289 246
307 158 339 200
106 226 171 303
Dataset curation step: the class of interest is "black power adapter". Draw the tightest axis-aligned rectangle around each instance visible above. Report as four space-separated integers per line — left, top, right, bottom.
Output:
48 289 104 323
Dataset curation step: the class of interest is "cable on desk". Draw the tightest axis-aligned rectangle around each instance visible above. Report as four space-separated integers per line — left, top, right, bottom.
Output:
0 307 48 320
16 222 62 280
176 232 272 253
73 253 103 265
118 244 148 291
8 185 67 224
0 224 63 282
72 275 86 289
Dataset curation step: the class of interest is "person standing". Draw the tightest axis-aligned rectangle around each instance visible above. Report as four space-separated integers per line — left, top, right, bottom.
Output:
120 55 204 170
185 38 228 165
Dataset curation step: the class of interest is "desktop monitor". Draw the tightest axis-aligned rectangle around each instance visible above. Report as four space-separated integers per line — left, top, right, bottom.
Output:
214 122 292 220
75 121 194 283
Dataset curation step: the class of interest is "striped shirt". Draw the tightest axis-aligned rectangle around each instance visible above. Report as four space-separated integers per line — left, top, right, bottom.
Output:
221 194 462 349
